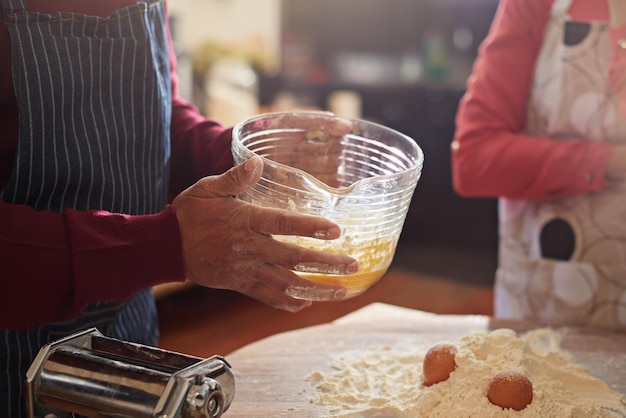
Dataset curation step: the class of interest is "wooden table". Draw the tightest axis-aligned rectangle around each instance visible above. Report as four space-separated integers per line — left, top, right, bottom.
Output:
223 303 626 417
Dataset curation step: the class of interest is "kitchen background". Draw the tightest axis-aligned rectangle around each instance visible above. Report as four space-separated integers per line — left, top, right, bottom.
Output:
158 0 502 355
167 0 500 277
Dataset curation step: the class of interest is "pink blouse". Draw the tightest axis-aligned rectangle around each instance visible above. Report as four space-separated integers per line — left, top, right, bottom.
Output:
452 0 626 200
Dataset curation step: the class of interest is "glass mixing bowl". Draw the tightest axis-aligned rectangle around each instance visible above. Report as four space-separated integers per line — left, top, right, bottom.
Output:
231 111 424 299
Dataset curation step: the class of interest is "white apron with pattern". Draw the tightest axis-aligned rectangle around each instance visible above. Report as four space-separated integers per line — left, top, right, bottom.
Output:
496 0 626 330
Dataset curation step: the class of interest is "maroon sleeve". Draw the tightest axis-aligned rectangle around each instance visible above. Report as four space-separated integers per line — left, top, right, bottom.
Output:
451 0 615 200
0 200 185 330
167 97 234 201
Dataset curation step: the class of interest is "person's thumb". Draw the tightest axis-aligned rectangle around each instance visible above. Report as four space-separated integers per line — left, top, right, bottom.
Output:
191 156 264 198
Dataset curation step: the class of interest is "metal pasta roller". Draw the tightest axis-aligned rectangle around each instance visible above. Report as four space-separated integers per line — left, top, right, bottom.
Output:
25 328 235 418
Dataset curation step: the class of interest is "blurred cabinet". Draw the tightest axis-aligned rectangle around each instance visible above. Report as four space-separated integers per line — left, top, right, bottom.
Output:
372 86 498 250
280 0 498 88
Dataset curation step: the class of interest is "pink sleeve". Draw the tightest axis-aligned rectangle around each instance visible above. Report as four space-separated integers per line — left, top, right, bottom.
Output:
452 0 615 200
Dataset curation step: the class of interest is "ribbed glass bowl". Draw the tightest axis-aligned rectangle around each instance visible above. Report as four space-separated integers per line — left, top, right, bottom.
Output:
232 111 424 299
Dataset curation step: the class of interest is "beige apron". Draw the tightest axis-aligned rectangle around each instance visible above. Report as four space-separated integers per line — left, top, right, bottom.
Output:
495 0 626 330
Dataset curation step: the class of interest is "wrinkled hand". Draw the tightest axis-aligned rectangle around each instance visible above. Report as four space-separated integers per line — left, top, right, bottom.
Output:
171 156 358 312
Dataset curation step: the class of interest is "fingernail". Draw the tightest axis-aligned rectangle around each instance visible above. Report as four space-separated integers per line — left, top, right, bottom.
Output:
285 285 340 302
346 261 359 274
334 288 347 300
244 156 261 174
285 300 312 312
313 230 331 239
314 225 341 239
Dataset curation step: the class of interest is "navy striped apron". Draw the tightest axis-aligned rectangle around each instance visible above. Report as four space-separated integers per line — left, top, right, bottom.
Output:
1 0 172 415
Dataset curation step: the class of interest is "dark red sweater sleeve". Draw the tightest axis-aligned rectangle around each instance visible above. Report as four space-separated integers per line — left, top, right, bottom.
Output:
0 1 235 330
0 201 185 329
168 94 234 201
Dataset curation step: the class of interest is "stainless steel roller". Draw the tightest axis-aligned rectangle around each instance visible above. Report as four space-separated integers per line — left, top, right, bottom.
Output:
25 328 235 418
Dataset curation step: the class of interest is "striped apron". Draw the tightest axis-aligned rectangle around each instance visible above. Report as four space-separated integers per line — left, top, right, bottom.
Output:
1 0 172 415
495 0 626 330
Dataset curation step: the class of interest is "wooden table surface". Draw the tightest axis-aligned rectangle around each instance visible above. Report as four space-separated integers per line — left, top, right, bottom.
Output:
223 303 626 417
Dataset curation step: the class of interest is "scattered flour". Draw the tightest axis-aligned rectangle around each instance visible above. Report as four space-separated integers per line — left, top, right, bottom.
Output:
307 328 626 417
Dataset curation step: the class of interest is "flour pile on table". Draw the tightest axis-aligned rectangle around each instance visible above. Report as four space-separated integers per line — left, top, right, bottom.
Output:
307 328 626 417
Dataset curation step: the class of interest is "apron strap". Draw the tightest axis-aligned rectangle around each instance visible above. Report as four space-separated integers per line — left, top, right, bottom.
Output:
1 0 27 16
